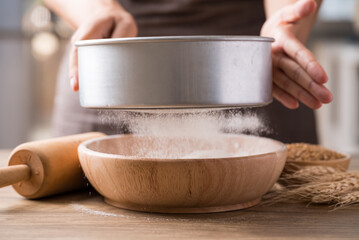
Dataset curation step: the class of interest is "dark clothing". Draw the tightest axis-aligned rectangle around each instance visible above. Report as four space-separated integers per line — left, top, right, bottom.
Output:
120 0 266 36
52 0 318 144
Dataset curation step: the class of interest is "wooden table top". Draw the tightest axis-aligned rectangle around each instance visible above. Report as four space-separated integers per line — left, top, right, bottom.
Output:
1 149 358 240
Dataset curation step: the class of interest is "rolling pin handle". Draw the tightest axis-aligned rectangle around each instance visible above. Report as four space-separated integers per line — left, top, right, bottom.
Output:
0 164 31 188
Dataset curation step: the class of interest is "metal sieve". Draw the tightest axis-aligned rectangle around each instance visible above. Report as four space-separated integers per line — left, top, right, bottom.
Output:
76 36 274 109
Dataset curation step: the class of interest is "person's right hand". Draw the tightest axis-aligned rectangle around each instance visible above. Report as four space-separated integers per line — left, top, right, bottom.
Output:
69 2 137 91
261 0 332 109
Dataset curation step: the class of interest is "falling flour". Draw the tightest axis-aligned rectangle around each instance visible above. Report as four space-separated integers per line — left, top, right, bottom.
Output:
98 109 271 159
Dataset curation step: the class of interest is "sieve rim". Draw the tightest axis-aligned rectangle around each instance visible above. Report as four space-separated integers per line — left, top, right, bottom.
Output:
75 35 275 47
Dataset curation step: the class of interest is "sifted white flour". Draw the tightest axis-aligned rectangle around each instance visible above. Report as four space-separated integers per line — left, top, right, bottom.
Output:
183 149 246 159
98 109 270 159
71 204 118 217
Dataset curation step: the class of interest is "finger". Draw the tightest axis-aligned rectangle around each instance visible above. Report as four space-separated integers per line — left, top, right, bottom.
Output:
274 69 322 109
273 54 333 103
275 0 317 24
78 18 114 40
68 28 88 92
111 15 138 38
272 83 299 109
69 45 79 91
70 28 82 44
68 19 114 91
71 17 114 45
111 23 136 38
280 32 328 84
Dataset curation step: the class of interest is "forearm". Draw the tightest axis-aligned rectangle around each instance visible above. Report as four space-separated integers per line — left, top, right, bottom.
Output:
264 0 322 42
44 0 125 29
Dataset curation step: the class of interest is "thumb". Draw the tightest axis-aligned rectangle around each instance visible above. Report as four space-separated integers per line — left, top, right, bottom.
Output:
277 0 317 24
69 45 79 92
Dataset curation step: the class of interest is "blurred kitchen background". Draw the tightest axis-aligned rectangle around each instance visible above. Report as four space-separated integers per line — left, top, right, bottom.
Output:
0 0 358 156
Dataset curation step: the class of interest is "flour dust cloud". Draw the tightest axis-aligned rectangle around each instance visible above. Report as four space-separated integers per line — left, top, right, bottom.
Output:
98 109 271 159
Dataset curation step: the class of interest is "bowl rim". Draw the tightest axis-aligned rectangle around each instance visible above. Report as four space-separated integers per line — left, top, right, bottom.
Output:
285 146 351 164
285 153 351 163
78 133 287 162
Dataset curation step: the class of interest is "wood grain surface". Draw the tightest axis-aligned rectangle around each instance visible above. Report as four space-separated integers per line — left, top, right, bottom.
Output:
1 149 359 240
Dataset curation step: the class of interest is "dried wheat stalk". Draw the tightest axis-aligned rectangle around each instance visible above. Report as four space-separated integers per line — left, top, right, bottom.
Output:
263 166 359 209
279 166 341 185
336 191 359 207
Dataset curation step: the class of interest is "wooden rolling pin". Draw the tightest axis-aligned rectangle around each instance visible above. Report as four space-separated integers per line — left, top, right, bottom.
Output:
0 132 105 199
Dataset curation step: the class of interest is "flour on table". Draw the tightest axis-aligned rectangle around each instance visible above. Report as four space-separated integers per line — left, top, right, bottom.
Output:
71 204 117 217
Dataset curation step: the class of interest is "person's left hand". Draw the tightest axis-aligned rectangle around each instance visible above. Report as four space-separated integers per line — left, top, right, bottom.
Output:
261 0 332 109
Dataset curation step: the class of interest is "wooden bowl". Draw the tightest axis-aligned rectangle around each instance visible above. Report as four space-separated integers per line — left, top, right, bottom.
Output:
283 155 351 173
78 134 287 213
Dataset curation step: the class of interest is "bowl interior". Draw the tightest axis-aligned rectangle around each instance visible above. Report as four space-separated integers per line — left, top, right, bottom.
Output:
83 134 285 159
